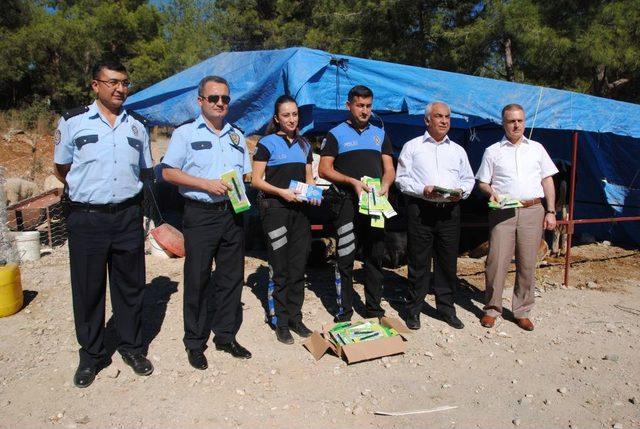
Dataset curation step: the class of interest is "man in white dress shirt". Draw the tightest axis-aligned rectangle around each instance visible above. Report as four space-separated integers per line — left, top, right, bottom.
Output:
475 103 558 331
396 101 475 330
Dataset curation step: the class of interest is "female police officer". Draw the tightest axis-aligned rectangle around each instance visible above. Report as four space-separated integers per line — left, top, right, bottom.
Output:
252 95 320 345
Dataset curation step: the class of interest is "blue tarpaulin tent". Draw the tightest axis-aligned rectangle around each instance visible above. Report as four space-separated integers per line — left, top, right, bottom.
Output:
125 47 640 245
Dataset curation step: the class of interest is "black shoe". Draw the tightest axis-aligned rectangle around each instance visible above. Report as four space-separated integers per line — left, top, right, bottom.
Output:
289 321 313 338
73 366 96 388
275 327 294 344
215 340 252 359
333 313 351 323
406 314 421 330
121 352 154 376
186 349 208 370
441 313 465 330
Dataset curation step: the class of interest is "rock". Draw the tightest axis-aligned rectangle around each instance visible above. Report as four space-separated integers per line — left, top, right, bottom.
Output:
352 405 363 415
498 332 512 338
612 423 623 429
516 359 523 365
441 383 451 389
105 367 120 379
558 387 568 395
423 351 434 358
577 358 584 365
601 240 611 246
75 416 90 425
513 418 521 426
630 396 638 404
586 282 598 289
235 389 245 396
603 354 620 362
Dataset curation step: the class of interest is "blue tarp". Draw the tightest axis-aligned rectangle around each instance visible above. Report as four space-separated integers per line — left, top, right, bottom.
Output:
125 47 640 245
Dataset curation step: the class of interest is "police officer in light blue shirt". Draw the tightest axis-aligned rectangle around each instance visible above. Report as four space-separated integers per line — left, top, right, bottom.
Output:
162 75 252 369
53 60 154 388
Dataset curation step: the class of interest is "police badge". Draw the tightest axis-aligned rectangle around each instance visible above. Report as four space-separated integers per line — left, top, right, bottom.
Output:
54 129 61 145
229 131 240 145
374 135 381 146
131 124 139 137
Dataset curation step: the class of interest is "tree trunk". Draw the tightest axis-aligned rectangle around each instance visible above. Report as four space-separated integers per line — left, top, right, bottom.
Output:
503 37 515 82
593 64 630 96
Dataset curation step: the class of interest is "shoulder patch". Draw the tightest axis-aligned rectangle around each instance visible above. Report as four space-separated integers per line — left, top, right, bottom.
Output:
127 110 150 127
229 131 240 145
320 138 327 150
61 106 89 120
229 122 245 134
54 129 61 145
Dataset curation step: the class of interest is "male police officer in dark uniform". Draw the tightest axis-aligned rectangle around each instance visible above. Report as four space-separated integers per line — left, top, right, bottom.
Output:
54 60 154 388
162 76 252 370
319 85 396 322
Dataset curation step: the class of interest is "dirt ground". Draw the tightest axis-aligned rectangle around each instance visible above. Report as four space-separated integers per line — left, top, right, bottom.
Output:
1 242 639 429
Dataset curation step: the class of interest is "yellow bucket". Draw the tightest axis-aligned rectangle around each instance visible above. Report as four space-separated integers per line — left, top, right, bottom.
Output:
0 263 23 317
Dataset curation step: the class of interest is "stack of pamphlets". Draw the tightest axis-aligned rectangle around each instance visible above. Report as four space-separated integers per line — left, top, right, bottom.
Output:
488 194 524 210
358 176 397 228
221 169 251 213
288 180 323 203
328 320 398 346
425 186 463 203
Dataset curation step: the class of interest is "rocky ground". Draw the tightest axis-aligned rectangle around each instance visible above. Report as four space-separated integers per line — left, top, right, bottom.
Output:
1 242 639 428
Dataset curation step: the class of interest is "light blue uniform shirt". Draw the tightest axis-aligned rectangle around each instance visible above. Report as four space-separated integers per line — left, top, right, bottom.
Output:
162 115 252 203
54 101 152 204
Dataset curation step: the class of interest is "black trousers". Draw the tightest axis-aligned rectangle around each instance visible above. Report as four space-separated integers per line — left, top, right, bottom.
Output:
67 204 146 367
406 198 461 318
260 199 311 328
182 201 244 350
331 196 385 320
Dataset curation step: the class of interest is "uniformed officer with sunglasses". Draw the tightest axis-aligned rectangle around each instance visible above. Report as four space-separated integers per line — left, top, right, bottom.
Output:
54 60 154 388
162 76 252 370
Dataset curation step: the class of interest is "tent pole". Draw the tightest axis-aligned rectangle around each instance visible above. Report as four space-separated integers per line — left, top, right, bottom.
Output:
563 131 579 287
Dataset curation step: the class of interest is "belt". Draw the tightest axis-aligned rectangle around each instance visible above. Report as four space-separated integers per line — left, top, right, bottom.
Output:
185 198 232 211
520 198 542 208
409 196 458 209
70 193 142 214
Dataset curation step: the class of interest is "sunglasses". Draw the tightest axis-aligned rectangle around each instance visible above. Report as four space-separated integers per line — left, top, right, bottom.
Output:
199 94 231 105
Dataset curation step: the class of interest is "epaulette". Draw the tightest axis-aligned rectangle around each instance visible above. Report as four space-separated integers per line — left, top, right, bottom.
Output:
230 122 245 134
62 105 89 120
177 118 196 128
127 110 151 127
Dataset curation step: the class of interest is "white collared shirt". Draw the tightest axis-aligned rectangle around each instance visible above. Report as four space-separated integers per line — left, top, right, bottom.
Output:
475 135 558 200
395 131 475 199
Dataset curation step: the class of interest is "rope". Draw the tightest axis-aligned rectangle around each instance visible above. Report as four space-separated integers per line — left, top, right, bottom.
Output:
528 87 544 140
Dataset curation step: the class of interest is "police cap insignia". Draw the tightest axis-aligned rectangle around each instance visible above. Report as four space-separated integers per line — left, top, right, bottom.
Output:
54 129 61 145
131 124 139 136
230 132 240 145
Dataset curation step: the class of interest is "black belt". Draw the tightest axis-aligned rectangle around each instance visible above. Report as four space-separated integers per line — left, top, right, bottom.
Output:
70 193 142 214
185 198 232 211
409 196 458 209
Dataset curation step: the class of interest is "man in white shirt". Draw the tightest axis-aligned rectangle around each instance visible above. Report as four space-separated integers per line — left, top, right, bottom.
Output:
475 103 558 331
396 101 475 330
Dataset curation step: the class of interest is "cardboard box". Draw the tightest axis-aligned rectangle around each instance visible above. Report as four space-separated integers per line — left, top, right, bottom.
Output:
303 317 411 364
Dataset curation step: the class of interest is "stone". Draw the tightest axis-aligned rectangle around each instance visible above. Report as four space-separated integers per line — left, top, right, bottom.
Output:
612 423 623 429
629 396 638 404
558 387 568 395
513 418 521 426
352 405 363 416
603 354 620 362
75 416 90 425
587 282 598 289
